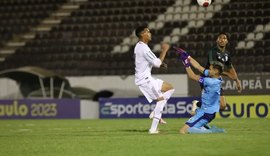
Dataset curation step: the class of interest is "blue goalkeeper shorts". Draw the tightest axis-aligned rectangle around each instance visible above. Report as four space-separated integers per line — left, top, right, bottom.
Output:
186 108 216 128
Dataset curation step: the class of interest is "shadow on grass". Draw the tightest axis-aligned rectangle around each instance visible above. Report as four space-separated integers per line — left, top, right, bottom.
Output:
120 129 149 133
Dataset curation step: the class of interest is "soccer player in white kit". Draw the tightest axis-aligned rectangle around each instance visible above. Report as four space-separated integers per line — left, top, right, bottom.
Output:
134 25 175 134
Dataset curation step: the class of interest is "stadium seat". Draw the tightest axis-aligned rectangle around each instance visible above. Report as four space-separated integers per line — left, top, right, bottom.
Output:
0 0 269 75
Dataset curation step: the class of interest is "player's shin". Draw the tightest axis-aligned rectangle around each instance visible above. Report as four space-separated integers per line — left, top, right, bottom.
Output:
149 100 167 132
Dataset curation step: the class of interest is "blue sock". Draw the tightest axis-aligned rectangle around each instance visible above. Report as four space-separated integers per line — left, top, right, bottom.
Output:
188 127 212 134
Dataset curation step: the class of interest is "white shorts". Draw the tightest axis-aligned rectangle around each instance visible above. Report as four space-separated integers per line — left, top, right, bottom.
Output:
138 77 164 103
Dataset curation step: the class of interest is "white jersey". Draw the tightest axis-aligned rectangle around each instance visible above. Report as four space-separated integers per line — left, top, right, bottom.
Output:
134 41 161 85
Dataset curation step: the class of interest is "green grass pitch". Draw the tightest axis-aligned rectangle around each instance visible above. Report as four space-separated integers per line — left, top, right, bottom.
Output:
0 118 269 156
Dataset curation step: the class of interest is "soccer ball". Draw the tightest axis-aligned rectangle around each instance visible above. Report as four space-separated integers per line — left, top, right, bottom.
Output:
197 0 212 7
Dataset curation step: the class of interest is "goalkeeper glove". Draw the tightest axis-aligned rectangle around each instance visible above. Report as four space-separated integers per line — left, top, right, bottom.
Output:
181 56 191 68
173 46 190 60
173 47 190 67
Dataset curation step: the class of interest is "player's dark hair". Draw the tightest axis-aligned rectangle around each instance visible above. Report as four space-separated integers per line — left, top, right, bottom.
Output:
135 25 148 38
217 32 229 40
212 61 224 74
213 64 223 74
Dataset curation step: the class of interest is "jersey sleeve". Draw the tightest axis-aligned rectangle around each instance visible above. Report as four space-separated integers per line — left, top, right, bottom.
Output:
198 76 205 86
199 70 209 86
144 50 161 67
203 69 210 76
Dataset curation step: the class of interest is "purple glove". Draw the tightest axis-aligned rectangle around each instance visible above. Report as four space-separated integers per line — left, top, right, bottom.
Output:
173 46 190 67
173 46 190 60
181 55 191 67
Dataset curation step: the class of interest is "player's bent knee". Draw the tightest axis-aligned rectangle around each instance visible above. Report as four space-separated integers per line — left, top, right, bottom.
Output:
156 97 165 101
162 82 174 92
167 84 174 90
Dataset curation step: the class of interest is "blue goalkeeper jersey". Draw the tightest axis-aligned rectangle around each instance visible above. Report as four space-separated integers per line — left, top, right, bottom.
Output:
199 70 222 114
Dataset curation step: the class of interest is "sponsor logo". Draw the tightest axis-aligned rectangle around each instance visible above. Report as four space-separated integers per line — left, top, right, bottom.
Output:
0 99 80 119
218 102 270 118
100 100 193 118
100 96 270 118
0 100 57 117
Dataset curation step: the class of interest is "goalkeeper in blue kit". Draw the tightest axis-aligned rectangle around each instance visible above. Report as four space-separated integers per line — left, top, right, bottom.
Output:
176 48 225 134
195 33 242 111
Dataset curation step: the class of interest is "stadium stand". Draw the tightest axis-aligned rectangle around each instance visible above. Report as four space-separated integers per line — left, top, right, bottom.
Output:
0 0 269 76
0 0 67 48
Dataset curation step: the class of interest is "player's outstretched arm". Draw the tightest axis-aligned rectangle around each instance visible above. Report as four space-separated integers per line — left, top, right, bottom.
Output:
189 57 205 74
179 55 201 82
174 47 205 74
185 67 201 82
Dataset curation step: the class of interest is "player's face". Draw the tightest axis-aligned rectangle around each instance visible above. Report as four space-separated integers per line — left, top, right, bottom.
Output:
216 34 228 48
141 28 152 41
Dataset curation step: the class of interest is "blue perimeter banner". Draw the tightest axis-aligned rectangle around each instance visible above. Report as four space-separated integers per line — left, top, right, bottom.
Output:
0 99 80 119
99 97 200 118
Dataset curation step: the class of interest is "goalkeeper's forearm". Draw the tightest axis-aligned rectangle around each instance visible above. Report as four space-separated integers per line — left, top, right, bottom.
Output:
186 67 200 81
189 57 205 73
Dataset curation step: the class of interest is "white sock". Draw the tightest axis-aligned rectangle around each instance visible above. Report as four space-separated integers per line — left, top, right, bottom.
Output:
163 89 175 100
150 100 167 131
149 118 160 132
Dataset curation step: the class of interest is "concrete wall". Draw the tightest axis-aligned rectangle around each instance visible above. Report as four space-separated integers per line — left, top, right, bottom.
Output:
80 100 99 119
0 74 188 98
67 74 188 98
